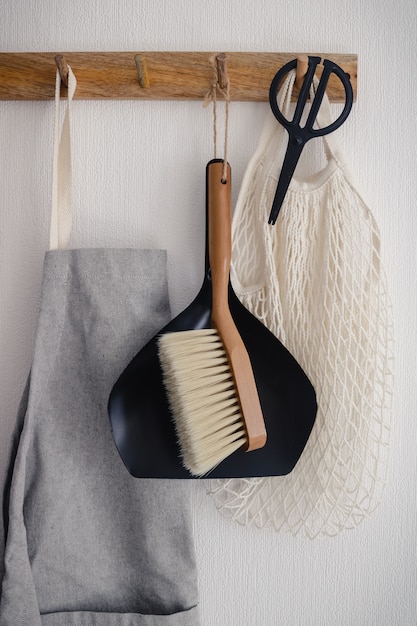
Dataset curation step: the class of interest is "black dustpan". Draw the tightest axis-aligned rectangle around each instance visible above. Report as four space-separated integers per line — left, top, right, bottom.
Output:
108 159 317 478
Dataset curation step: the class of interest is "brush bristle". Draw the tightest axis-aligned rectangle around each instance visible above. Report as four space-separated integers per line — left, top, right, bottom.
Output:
158 329 247 476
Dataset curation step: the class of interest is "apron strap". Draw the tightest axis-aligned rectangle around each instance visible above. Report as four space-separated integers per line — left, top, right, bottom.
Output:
49 66 77 251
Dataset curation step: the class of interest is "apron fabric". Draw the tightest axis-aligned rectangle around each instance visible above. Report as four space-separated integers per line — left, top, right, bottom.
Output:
0 68 200 625
207 71 394 538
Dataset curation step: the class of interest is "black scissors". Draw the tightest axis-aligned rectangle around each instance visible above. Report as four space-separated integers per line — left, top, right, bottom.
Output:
268 56 353 225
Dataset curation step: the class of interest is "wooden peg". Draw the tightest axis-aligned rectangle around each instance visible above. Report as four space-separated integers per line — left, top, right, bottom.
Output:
295 54 309 90
215 53 229 90
135 54 150 88
54 54 69 87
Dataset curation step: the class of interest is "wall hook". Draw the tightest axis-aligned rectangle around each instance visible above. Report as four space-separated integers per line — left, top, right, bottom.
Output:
214 53 229 91
135 54 150 88
54 54 69 87
0 52 357 101
295 55 310 90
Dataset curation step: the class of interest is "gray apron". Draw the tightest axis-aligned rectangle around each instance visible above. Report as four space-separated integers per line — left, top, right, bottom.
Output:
0 68 200 625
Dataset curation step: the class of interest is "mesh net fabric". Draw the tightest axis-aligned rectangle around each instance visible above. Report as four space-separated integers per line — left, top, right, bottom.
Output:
206 72 394 539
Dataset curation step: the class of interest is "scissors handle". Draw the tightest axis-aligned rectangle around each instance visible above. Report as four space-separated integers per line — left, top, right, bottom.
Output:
268 56 353 225
269 56 321 137
306 59 353 137
269 57 353 139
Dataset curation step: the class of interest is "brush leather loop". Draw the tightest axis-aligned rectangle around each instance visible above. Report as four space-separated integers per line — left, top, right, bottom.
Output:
207 161 267 451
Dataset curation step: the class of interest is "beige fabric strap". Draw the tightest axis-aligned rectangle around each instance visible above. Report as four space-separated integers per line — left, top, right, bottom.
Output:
49 66 77 251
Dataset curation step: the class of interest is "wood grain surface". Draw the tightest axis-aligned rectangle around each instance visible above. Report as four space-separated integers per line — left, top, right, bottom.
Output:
0 52 357 102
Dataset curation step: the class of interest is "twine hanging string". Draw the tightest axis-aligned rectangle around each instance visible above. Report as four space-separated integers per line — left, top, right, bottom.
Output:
204 54 231 182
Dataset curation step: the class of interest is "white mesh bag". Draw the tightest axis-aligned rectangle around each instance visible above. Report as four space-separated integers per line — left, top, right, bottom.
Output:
207 71 394 538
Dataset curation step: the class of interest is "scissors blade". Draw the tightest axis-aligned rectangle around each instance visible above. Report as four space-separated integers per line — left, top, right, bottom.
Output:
268 140 304 225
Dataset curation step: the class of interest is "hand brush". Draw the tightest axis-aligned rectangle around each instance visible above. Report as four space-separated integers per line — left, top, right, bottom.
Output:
158 160 267 476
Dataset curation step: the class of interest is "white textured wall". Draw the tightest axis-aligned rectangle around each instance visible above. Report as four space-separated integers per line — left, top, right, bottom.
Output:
1 1 416 624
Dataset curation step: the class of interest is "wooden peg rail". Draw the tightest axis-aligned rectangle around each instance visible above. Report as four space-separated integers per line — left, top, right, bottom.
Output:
0 52 357 102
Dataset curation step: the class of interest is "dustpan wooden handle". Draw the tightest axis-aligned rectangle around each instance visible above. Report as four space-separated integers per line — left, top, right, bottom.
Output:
208 160 267 452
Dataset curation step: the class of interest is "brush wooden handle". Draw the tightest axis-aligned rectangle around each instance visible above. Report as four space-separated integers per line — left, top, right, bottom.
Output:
208 162 233 318
208 161 267 451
